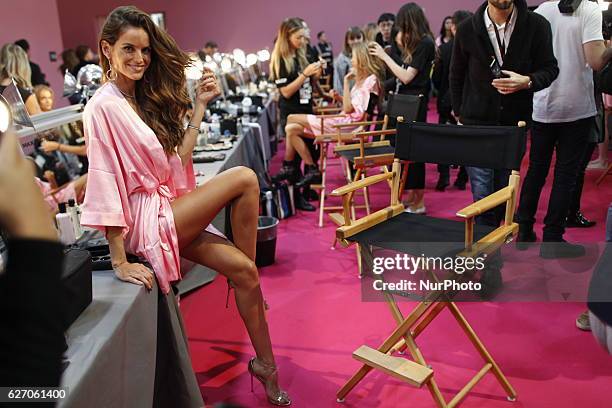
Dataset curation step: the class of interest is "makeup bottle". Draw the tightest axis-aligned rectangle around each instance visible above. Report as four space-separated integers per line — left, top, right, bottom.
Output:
67 199 83 239
56 202 76 245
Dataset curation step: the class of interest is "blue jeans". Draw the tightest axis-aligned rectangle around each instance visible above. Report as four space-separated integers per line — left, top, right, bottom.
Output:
466 166 511 227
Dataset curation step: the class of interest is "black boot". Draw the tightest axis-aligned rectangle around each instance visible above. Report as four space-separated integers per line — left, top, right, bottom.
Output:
295 164 322 188
295 188 315 211
540 239 586 259
566 210 596 228
435 176 450 191
272 160 298 183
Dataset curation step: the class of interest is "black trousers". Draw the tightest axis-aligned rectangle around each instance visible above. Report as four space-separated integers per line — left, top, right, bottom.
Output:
568 142 597 214
517 117 592 240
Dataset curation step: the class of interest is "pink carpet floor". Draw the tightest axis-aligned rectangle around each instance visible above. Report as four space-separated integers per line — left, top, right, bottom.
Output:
181 108 612 407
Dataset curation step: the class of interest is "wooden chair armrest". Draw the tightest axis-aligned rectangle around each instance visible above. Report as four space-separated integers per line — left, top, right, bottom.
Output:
331 172 394 196
334 140 391 152
336 204 405 240
456 186 513 219
315 132 363 143
332 120 384 128
352 129 397 138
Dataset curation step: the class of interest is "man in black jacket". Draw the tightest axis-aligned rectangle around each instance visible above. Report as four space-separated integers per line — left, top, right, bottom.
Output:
450 0 559 227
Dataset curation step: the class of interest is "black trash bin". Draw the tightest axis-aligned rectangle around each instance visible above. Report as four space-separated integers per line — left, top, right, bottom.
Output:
255 216 279 267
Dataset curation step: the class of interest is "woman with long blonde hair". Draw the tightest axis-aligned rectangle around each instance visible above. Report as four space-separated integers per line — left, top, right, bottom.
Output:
274 42 385 186
269 17 322 194
0 43 41 115
81 6 290 406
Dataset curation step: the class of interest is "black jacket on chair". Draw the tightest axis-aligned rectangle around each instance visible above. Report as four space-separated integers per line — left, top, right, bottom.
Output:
450 0 559 126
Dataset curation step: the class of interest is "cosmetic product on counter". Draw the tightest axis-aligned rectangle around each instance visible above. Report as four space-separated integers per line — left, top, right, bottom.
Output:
67 199 83 239
56 202 76 245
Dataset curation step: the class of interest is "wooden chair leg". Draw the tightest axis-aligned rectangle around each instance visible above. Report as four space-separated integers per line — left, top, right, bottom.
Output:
362 172 372 215
446 302 517 400
318 151 327 228
355 244 363 278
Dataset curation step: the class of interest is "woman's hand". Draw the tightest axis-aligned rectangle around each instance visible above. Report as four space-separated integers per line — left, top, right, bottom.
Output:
344 68 356 82
368 41 387 59
195 68 221 107
113 261 155 290
41 140 60 153
303 62 322 77
328 89 342 102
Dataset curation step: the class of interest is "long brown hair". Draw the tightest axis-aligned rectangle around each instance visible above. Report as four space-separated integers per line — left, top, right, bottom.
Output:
396 3 433 64
270 18 308 81
99 6 191 153
59 49 79 74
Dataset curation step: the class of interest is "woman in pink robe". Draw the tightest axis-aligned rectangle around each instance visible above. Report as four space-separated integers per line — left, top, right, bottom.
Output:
81 6 290 406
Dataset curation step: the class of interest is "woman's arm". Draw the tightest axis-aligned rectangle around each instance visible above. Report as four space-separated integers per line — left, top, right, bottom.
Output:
41 140 87 156
106 226 154 290
342 75 354 113
369 42 418 85
278 62 321 99
178 69 221 163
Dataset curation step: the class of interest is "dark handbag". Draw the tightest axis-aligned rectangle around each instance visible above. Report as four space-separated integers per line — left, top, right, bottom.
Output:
260 181 295 220
61 248 92 328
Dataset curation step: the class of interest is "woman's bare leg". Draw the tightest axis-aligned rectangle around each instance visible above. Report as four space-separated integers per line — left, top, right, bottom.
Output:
171 166 275 363
286 114 316 165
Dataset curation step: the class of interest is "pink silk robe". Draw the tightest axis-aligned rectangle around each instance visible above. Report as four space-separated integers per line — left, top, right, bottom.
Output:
34 177 77 213
306 74 379 134
81 83 195 294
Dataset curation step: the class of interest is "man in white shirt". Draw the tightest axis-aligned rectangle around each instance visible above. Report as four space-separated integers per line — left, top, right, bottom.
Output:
516 0 612 259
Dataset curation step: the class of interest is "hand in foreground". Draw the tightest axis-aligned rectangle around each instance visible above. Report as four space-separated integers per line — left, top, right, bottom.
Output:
492 70 530 95
113 262 155 290
195 68 221 106
0 131 57 240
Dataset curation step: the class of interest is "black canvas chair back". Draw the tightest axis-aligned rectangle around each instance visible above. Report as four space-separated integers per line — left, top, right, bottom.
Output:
366 93 380 118
386 94 423 122
395 122 526 170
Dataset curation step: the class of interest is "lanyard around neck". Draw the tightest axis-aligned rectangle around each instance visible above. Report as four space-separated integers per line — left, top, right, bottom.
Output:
487 6 514 60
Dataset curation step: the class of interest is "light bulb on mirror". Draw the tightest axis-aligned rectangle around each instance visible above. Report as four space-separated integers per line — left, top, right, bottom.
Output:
246 53 258 67
185 55 204 80
233 48 246 67
0 95 11 134
257 49 270 62
213 52 222 63
220 57 233 73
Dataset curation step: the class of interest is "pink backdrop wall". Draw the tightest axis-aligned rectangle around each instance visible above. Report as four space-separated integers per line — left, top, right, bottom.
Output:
56 0 546 60
1 0 67 107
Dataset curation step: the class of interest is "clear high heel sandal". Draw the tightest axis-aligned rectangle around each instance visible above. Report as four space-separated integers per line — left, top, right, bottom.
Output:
248 358 291 406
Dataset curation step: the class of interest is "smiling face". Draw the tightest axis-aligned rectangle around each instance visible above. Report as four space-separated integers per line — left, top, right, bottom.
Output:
101 26 151 82
488 0 513 10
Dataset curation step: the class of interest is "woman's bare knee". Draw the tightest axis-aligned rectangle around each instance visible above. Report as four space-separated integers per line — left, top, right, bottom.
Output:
234 166 259 192
231 259 259 290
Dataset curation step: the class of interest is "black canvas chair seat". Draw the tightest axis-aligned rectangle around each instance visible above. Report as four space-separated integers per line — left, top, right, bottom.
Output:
348 213 496 257
337 145 395 161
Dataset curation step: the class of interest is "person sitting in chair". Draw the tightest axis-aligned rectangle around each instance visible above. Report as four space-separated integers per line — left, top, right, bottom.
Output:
275 42 385 186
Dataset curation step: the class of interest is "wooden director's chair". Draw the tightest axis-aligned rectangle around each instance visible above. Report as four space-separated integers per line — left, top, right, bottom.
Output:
329 93 424 228
332 121 527 407
310 93 381 227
